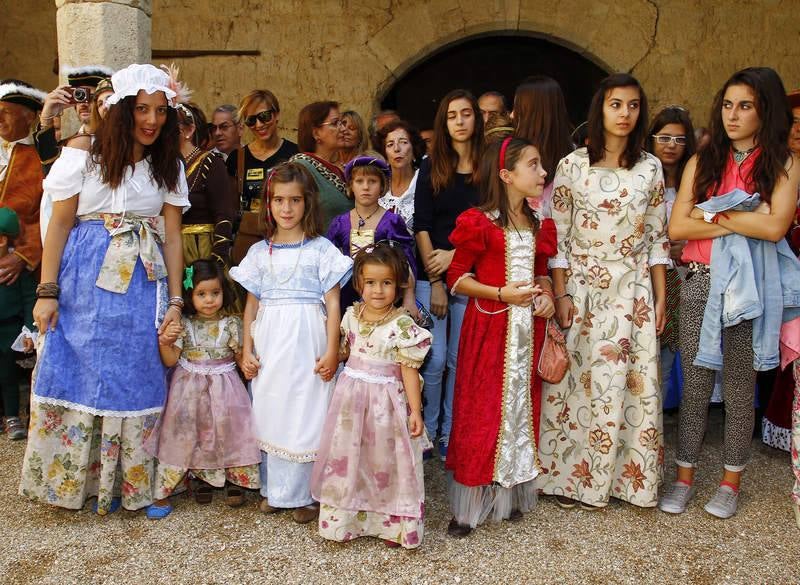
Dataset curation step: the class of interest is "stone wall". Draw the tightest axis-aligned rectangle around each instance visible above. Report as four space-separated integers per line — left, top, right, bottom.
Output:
3 0 800 137
2 0 58 91
151 0 800 136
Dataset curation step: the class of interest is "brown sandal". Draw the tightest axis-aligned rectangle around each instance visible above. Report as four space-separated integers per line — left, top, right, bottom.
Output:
259 498 281 514
225 485 245 508
195 483 213 505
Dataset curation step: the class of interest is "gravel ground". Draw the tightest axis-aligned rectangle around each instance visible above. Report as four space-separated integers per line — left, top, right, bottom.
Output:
1 408 798 585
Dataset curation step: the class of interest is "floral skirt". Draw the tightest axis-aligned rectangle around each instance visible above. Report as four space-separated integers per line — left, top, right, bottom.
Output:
310 356 426 518
19 402 158 512
144 358 261 469
153 461 260 500
318 503 424 549
312 355 428 548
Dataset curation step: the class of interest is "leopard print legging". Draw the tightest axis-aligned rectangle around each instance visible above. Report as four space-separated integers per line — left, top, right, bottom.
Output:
676 271 757 470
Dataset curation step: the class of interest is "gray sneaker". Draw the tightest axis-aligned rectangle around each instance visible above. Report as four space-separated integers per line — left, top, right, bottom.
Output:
704 485 738 519
658 481 695 514
5 417 27 440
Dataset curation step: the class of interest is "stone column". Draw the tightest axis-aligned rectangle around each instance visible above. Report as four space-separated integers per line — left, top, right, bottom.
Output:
54 0 152 135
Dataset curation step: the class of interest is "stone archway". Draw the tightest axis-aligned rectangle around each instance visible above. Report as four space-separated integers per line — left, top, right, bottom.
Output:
364 1 658 120
379 33 609 130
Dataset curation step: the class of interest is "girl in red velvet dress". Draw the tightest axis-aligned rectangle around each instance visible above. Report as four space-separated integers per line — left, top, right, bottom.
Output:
445 137 557 537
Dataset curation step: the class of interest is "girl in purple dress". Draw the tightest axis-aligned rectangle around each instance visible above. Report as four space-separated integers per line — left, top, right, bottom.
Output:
326 156 417 311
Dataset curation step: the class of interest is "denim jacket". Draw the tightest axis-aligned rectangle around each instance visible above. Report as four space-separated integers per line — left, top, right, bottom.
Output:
693 189 800 371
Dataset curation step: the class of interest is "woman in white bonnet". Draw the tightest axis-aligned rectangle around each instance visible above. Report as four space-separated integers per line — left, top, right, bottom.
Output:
19 64 189 515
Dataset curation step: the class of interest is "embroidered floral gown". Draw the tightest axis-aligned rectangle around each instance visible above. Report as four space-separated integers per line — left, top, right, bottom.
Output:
444 209 557 526
311 305 432 548
538 148 669 508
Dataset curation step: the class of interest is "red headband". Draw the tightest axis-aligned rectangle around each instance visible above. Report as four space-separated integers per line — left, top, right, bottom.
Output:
499 136 512 171
264 168 277 224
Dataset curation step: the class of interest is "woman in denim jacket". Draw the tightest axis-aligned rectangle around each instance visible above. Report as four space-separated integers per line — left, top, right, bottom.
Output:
663 67 800 520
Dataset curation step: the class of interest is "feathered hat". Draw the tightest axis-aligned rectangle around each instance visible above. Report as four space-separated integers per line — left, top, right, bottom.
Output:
0 79 46 112
61 65 115 89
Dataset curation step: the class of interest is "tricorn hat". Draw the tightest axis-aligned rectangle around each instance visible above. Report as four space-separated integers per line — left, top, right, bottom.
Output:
62 65 115 90
0 79 46 112
788 89 800 110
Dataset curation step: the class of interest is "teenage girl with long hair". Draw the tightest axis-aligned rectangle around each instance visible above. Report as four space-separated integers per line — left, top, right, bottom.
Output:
662 67 800 519
413 89 483 460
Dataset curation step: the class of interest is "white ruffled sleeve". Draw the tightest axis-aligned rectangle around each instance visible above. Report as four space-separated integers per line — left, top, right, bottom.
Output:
229 241 266 297
317 238 354 293
164 161 190 212
42 147 88 201
339 306 356 356
393 314 433 368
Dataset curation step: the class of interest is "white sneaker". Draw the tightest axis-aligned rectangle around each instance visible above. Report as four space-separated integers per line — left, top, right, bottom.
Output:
658 481 695 514
704 485 739 519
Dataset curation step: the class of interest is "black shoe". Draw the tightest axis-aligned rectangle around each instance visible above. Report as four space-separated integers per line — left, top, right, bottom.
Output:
447 518 472 538
508 509 524 522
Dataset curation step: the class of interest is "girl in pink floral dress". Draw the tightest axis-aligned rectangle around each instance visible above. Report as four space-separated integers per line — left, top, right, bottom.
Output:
145 259 261 518
311 243 432 548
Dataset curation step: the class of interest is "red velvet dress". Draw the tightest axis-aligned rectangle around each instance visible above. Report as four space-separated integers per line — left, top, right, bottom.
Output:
445 209 557 488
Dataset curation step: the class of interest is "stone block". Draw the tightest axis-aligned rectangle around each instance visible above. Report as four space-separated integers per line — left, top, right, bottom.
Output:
56 1 151 135
55 0 152 18
56 2 150 74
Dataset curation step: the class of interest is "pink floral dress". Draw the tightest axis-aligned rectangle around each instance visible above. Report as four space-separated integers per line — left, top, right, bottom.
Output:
146 316 261 497
310 304 432 548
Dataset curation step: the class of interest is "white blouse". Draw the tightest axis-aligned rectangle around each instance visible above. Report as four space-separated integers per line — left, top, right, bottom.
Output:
42 146 189 217
379 168 418 234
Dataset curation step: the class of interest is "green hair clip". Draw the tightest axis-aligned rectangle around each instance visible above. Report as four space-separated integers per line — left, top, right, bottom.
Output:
183 265 194 290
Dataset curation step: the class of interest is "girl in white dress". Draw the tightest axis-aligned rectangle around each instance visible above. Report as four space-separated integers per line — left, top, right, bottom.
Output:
230 161 352 524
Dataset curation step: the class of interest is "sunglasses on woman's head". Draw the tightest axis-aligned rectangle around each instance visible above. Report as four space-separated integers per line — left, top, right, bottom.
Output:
244 110 275 127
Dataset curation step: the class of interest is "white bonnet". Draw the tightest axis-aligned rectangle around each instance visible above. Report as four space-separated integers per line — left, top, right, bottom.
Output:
105 64 177 108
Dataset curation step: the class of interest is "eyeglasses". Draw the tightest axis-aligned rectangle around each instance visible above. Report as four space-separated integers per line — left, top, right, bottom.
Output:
318 118 345 129
652 134 688 145
243 110 275 127
208 122 236 132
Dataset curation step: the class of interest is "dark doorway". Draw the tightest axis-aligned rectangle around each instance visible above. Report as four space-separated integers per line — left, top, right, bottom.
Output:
380 34 608 131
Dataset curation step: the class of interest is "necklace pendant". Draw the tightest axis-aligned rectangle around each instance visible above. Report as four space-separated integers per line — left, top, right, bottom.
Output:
358 218 365 228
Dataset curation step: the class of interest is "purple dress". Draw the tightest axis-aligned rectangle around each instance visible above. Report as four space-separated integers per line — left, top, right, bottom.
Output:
326 210 417 308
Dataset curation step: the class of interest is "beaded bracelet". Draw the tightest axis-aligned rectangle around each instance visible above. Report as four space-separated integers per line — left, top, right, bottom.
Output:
168 296 185 308
554 293 572 301
35 282 60 299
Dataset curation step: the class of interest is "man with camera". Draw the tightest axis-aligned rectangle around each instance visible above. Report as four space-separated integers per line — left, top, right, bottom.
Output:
34 65 113 174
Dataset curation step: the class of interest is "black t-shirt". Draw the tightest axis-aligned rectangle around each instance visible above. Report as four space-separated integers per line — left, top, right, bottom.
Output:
413 157 479 281
226 139 299 213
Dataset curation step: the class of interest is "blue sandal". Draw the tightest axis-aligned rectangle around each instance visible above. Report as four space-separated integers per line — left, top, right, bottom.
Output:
146 502 173 520
94 497 121 516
